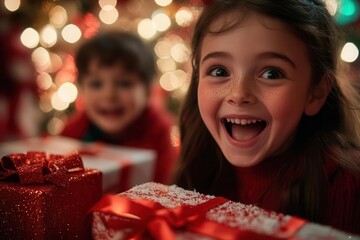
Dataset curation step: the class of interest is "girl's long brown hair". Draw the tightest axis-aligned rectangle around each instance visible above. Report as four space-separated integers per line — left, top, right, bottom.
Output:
174 0 360 223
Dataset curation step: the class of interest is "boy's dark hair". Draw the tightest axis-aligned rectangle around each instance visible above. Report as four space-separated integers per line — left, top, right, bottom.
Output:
75 31 155 88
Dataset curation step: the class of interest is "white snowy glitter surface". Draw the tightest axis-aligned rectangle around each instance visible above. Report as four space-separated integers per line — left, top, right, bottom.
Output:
92 182 360 240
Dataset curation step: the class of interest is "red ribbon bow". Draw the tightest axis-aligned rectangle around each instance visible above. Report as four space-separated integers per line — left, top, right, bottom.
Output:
0 151 84 186
91 195 306 240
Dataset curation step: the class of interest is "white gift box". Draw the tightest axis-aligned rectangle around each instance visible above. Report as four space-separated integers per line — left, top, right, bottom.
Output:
0 136 156 193
90 182 360 240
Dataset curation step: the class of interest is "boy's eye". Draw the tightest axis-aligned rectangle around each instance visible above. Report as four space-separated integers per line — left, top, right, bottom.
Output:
260 69 285 79
209 67 229 77
89 79 103 89
116 80 134 89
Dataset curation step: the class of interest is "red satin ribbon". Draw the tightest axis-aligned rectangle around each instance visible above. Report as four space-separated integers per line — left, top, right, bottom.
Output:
0 151 84 185
91 195 306 240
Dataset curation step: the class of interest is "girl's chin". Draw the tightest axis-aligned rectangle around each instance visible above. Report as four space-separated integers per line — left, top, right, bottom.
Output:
226 158 263 167
97 122 127 134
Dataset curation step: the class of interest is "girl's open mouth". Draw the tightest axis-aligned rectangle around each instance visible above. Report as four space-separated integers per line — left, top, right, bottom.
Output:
223 117 267 141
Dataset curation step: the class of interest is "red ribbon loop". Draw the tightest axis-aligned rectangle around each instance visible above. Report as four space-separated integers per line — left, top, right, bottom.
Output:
91 194 307 240
91 195 228 239
0 151 84 185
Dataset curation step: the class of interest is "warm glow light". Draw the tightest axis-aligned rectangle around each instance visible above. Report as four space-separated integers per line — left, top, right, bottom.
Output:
99 6 118 25
20 28 39 48
36 72 53 90
98 0 117 8
39 98 53 113
171 43 190 63
58 82 78 103
49 5 68 28
4 0 20 12
40 25 57 48
341 42 359 62
157 58 176 73
32 47 51 72
325 0 338 16
154 40 172 58
175 7 194 27
48 53 63 73
155 0 172 7
159 70 186 91
55 70 76 85
152 11 171 32
62 24 82 43
83 13 100 39
137 19 156 39
51 92 70 111
47 117 65 135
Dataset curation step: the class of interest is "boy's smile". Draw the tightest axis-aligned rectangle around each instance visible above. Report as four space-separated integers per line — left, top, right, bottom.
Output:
198 10 327 167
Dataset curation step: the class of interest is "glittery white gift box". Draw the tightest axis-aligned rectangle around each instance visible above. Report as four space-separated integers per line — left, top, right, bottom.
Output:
91 182 359 240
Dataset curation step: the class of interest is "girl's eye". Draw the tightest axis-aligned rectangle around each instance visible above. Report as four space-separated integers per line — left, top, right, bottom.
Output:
116 80 134 89
260 69 285 79
209 67 229 77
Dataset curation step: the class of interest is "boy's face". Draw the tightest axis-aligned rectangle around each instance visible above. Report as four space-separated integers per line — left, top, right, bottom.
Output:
80 61 148 135
197 10 327 167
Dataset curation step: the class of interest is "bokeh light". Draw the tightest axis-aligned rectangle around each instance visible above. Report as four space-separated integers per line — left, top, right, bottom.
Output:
137 19 157 39
99 0 117 8
324 0 338 16
155 40 173 58
62 24 82 43
152 11 171 32
170 42 190 63
157 58 176 73
47 117 65 135
49 5 68 28
4 0 20 12
31 47 51 73
51 92 70 111
99 6 119 25
36 72 53 90
155 0 172 7
20 28 40 49
58 82 78 103
40 25 57 48
175 7 194 27
159 70 186 91
341 42 359 62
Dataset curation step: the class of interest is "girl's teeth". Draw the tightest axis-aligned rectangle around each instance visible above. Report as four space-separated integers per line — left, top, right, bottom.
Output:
226 118 261 125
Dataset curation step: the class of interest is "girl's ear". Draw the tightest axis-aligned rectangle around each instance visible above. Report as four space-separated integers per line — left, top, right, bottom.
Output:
304 76 332 116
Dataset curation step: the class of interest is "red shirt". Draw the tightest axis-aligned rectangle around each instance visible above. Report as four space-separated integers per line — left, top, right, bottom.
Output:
61 105 179 184
236 152 360 235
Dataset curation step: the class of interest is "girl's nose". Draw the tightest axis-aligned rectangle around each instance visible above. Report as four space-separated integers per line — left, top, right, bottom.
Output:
226 78 256 105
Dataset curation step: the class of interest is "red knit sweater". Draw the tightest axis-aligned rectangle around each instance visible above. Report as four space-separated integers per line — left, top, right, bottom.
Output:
235 153 360 235
60 105 179 184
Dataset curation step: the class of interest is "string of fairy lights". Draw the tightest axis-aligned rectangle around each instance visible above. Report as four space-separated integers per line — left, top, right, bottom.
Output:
2 0 360 137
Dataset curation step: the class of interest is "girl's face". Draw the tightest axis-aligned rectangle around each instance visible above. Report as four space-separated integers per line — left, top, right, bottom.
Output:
80 61 148 135
198 11 325 167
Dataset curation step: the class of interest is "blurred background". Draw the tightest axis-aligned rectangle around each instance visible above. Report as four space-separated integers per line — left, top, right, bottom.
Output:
0 0 359 142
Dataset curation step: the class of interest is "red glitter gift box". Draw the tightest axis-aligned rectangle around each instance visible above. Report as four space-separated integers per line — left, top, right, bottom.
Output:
0 151 102 240
90 182 357 240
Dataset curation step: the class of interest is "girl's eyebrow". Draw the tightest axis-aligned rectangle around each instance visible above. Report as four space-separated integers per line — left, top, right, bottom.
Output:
201 51 232 64
257 52 297 69
201 51 297 69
